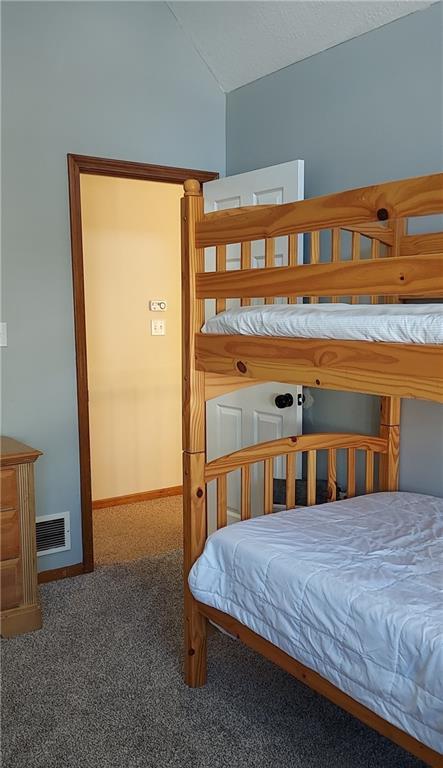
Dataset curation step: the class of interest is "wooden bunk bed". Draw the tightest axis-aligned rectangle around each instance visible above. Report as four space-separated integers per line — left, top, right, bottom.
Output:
181 173 443 767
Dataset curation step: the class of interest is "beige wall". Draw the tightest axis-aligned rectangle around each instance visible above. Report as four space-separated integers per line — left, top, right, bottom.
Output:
81 175 183 500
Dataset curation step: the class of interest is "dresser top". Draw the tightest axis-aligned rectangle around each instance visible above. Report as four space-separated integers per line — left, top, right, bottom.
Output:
0 437 42 467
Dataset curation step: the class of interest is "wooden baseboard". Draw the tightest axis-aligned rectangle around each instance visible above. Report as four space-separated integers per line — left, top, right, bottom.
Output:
92 485 182 510
38 562 85 584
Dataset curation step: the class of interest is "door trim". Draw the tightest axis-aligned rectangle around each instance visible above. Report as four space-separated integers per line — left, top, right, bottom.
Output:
68 154 218 576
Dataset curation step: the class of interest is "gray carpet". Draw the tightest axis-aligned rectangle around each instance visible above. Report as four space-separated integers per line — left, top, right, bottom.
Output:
1 551 425 768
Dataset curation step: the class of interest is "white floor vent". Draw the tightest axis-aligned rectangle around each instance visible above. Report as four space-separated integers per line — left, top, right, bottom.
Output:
36 512 71 557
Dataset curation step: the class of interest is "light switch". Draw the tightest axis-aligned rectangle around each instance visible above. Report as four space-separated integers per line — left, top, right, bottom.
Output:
151 319 165 336
0 323 7 347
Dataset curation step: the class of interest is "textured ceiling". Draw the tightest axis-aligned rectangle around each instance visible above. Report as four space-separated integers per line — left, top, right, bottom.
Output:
168 1 432 92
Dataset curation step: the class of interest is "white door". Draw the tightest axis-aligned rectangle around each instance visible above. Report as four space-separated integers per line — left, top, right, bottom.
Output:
203 160 304 528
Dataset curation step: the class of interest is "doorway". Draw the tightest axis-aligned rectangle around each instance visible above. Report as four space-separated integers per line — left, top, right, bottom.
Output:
68 155 218 572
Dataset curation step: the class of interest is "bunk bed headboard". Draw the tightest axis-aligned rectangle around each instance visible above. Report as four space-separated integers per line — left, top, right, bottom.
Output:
205 432 388 528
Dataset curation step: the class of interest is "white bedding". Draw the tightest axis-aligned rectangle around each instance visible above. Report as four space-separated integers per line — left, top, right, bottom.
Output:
202 303 443 345
189 492 443 753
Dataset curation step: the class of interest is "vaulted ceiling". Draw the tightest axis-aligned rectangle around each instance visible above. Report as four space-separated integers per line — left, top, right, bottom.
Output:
168 1 432 92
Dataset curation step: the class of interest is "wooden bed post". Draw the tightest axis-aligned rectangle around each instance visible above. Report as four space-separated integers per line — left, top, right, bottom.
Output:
379 396 400 491
182 179 207 686
378 215 403 490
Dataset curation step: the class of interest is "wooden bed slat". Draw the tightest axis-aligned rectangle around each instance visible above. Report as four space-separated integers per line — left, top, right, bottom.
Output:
288 234 298 265
264 458 274 514
391 218 408 258
215 245 227 314
347 449 356 498
285 453 296 509
365 451 375 494
327 449 337 501
385 219 407 304
309 231 320 303
217 475 227 529
351 231 360 262
288 234 298 305
240 241 252 307
196 253 443 300
310 231 320 263
195 172 443 247
307 450 317 505
331 228 340 303
351 231 360 304
265 238 275 304
370 239 380 304
241 465 251 520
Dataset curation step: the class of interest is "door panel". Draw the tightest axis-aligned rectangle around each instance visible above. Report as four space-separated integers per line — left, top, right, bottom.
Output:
251 408 285 517
216 404 242 519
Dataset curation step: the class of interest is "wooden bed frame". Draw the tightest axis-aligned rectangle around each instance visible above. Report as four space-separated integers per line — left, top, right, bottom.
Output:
181 173 443 767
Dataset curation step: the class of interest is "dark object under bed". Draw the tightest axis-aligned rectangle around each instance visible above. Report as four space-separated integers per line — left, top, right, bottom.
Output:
273 477 340 506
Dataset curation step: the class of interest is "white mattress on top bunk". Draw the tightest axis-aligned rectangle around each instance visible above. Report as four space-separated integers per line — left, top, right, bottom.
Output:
189 491 443 753
202 303 443 344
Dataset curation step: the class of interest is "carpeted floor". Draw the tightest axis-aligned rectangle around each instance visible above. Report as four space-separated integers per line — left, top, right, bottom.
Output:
2 551 425 768
93 495 182 564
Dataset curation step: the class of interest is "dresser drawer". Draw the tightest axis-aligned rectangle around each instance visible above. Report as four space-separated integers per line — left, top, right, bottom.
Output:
0 508 20 561
0 559 22 611
1 468 18 512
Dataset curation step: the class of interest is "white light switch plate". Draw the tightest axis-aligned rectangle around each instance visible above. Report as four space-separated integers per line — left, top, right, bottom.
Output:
149 299 167 311
0 323 7 347
151 319 165 336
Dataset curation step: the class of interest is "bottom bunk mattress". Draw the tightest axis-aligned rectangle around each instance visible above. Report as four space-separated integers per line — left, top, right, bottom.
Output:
189 491 443 753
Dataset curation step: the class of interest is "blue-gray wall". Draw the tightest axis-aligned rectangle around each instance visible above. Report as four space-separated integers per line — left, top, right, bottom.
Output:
1 1 225 571
227 3 443 496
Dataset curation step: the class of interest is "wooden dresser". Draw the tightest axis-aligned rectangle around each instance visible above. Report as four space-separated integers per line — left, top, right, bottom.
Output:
1 437 42 637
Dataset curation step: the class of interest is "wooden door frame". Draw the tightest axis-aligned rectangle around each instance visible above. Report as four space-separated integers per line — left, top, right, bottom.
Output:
67 154 218 578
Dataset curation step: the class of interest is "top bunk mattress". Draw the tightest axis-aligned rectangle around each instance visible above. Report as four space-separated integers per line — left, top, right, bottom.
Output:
189 491 443 754
202 303 443 345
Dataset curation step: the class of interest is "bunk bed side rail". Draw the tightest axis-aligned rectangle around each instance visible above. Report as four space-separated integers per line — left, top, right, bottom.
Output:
195 334 443 403
195 172 443 247
196 252 443 300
